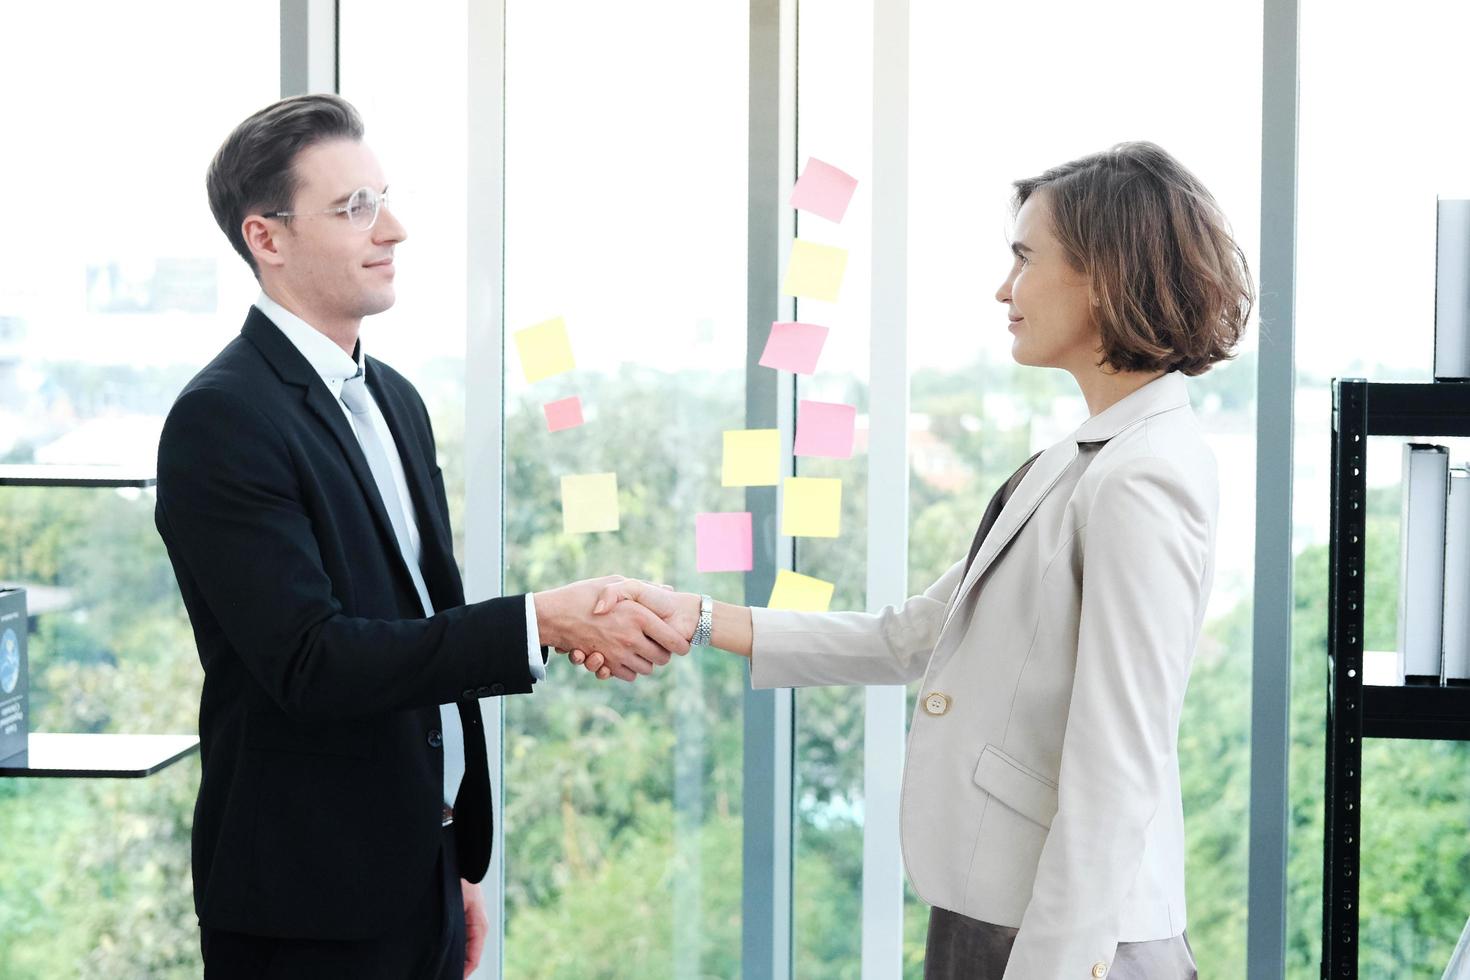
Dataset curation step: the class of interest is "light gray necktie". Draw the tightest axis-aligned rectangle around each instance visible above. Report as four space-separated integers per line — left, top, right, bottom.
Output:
340 369 465 806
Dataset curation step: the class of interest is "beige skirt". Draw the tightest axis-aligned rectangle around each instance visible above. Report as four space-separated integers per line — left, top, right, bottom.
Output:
924 907 1198 979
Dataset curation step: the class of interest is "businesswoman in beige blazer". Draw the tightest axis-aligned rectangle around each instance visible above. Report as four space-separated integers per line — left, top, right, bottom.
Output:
575 141 1252 979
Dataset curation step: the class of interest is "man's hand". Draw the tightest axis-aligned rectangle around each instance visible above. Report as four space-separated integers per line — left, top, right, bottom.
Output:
568 580 701 680
533 576 691 682
462 878 488 978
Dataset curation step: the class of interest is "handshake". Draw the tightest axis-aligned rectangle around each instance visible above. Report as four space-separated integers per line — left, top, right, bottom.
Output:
532 576 714 682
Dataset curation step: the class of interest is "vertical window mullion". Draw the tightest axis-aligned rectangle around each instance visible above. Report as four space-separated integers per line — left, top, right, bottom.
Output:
862 0 910 975
744 0 798 977
279 0 337 97
466 0 508 977
1248 0 1300 974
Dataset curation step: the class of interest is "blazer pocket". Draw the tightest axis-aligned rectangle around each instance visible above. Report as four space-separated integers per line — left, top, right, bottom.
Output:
972 744 1059 830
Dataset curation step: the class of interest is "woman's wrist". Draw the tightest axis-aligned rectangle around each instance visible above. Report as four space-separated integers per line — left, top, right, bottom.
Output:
679 591 704 642
711 600 755 658
688 594 715 646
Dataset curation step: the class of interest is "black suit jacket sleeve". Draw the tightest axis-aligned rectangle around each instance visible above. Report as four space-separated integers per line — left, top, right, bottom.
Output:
157 384 530 722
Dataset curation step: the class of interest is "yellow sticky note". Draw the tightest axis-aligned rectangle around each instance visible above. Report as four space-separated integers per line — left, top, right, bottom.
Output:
781 476 842 537
722 429 781 487
561 473 619 533
514 317 576 383
781 239 848 303
767 570 835 612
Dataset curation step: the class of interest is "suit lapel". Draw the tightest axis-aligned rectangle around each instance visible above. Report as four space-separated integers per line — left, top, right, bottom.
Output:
366 366 451 571
939 438 1079 636
241 310 422 597
301 383 414 573
930 375 1193 660
964 451 1042 575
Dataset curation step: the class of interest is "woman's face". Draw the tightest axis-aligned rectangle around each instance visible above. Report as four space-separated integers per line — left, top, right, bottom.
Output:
995 191 1100 373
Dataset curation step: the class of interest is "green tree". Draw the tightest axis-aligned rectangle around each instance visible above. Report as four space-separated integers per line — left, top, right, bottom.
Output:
6 355 1468 980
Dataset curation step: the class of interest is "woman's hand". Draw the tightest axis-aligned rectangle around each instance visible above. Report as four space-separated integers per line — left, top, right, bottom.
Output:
567 580 701 679
538 576 691 681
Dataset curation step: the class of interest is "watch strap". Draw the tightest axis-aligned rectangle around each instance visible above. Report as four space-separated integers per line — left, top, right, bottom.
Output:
692 594 714 646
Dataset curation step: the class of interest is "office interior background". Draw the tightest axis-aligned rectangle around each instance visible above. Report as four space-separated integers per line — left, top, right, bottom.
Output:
1 0 1468 976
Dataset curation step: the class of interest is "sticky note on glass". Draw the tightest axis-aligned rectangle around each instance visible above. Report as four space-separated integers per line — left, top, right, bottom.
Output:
758 321 829 375
543 396 584 432
790 158 858 223
696 512 754 573
781 476 842 538
722 429 781 487
794 400 857 459
782 240 848 303
514 317 575 383
767 570 835 612
561 473 619 533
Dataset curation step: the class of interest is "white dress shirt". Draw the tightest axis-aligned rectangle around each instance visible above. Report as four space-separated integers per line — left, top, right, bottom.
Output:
255 293 545 800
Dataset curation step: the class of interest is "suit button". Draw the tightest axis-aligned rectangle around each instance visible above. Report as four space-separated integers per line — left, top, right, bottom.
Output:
427 729 443 748
1092 964 1108 978
461 688 476 700
489 683 505 696
923 692 951 716
474 685 492 697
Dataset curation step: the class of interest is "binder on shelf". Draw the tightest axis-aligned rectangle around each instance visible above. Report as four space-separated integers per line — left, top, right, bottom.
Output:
1399 443 1449 684
0 587 27 764
1435 198 1470 381
1445 466 1470 685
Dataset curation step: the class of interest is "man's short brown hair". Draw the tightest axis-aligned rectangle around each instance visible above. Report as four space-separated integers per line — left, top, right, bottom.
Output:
206 94 365 278
1013 141 1253 377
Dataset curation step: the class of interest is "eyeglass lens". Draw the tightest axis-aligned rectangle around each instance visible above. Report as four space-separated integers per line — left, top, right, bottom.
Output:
346 187 381 231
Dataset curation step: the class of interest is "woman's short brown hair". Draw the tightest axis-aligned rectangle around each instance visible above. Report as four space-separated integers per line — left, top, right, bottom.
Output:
1012 141 1253 376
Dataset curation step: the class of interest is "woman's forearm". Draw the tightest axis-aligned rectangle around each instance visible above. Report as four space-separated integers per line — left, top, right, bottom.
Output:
710 600 753 658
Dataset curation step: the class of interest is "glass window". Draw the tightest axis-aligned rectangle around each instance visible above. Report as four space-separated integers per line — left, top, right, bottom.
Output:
907 1 1262 973
500 2 750 975
340 0 470 559
1292 1 1470 973
0 4 279 977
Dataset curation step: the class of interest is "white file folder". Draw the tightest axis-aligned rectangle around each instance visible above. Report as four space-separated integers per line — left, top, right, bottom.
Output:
1435 199 1470 380
1399 443 1449 684
1445 467 1470 684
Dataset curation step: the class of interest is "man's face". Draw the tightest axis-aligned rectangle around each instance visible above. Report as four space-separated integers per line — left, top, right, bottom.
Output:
994 190 1099 374
271 138 406 321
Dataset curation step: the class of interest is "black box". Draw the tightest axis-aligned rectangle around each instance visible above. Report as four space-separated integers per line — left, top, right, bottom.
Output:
0 587 27 763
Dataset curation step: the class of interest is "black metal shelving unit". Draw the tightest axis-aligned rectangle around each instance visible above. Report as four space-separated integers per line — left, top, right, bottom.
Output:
1324 379 1470 978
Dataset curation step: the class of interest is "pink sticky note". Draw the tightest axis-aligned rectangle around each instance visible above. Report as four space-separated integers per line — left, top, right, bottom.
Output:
696 512 754 573
790 158 859 223
543 396 584 432
794 400 857 459
758 321 830 375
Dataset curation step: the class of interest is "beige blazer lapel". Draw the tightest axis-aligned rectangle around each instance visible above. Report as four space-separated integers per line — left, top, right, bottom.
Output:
939 438 1079 637
933 374 1192 643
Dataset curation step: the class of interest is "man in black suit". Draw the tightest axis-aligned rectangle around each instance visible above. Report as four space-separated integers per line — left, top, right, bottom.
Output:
156 94 688 979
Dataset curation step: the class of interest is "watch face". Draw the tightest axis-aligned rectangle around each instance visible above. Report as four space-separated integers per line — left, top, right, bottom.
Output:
0 629 18 695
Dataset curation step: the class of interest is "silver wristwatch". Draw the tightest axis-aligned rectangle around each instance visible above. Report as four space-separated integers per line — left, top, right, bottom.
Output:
691 594 714 646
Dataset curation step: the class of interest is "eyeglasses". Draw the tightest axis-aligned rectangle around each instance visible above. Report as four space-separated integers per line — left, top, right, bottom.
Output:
263 186 390 232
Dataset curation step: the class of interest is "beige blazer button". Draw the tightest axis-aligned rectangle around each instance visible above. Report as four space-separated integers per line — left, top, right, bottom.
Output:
923 692 950 716
1091 963 1108 978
